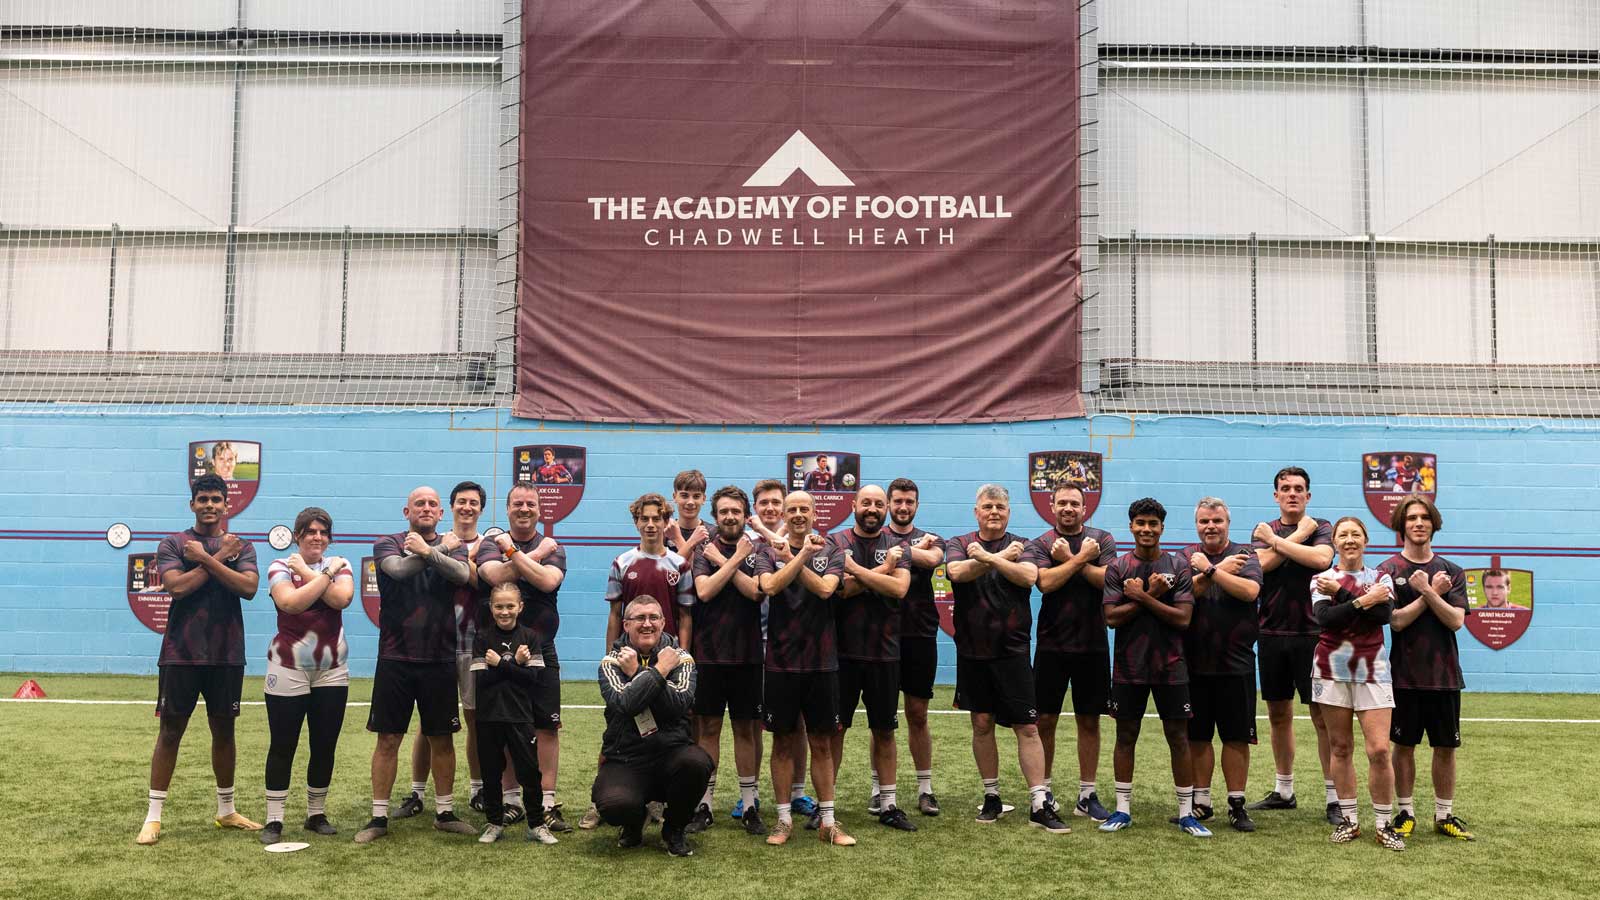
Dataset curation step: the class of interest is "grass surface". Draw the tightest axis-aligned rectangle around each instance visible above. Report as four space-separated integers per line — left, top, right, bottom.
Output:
2 674 1595 900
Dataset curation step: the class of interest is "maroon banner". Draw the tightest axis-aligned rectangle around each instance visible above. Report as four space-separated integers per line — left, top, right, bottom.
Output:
1465 561 1533 650
188 439 261 521
512 444 586 531
127 553 171 634
360 556 381 629
788 451 859 532
1028 450 1103 524
1362 451 1436 522
517 3 1082 425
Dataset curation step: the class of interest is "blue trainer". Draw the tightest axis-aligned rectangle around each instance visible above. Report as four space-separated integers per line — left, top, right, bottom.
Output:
791 796 818 817
1098 810 1132 832
1176 815 1213 837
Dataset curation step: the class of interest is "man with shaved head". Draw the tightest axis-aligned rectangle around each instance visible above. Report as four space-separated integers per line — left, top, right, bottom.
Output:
830 486 915 831
356 486 475 843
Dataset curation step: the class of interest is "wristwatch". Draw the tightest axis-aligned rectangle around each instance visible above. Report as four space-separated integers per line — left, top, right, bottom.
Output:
1202 565 1217 578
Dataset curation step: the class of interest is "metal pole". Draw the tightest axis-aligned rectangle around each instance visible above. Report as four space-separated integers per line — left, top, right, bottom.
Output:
1129 228 1138 359
1356 0 1378 384
456 226 467 354
1488 233 1498 393
1249 231 1259 366
221 0 245 357
106 224 120 353
339 226 351 362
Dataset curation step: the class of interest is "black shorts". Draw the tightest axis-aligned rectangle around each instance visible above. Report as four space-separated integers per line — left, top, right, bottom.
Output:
694 663 762 722
839 658 900 732
762 670 840 736
1187 673 1258 744
954 655 1038 727
367 659 460 736
156 664 243 718
1391 688 1461 748
1109 682 1192 721
1033 649 1110 717
527 663 562 731
899 635 938 700
1258 634 1318 703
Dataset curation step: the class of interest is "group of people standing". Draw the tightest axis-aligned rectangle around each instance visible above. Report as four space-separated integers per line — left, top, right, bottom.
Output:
135 465 1473 857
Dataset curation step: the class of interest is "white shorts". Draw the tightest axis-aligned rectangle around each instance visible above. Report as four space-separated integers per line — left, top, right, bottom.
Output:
264 660 350 697
457 652 476 711
1311 678 1394 711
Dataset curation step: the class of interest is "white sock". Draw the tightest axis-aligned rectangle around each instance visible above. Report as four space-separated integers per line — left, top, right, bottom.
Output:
917 770 933 795
1115 782 1133 814
1194 787 1211 808
870 768 880 798
146 790 167 824
506 787 523 807
1435 797 1453 821
791 782 806 801
1398 796 1415 816
1029 784 1048 813
982 778 1000 798
1227 790 1245 804
469 779 483 795
265 789 287 824
435 793 454 815
372 798 389 819
1325 780 1339 804
1079 780 1095 801
306 786 328 817
1176 786 1193 819
543 790 557 809
1275 774 1295 799
1339 798 1359 822
216 786 236 818
739 777 758 810
1374 802 1393 829
819 801 836 827
410 780 428 799
701 774 717 809
777 802 793 826
880 784 897 812
1044 776 1053 792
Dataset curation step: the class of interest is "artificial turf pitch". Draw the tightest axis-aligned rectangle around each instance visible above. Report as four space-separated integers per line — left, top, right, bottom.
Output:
2 674 1594 900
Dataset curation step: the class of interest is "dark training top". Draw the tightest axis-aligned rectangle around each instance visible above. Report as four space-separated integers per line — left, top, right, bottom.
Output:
889 525 942 640
689 537 765 666
753 542 844 673
831 528 913 662
472 622 546 724
1103 551 1196 686
1178 541 1263 676
373 532 471 664
503 532 568 665
1378 553 1469 691
1255 517 1334 637
155 529 258 666
945 531 1036 661
1030 526 1118 655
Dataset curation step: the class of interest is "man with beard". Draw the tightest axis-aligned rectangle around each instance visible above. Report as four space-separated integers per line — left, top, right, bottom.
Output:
881 477 944 816
688 485 767 835
755 492 854 847
1028 484 1116 822
829 486 915 831
946 485 1067 834
356 487 475 843
480 483 569 830
1180 498 1263 833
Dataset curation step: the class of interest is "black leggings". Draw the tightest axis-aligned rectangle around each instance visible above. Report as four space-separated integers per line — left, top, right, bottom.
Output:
265 687 348 791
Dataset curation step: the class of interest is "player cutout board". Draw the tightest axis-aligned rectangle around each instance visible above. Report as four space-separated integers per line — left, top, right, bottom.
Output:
127 553 170 634
788 451 859 532
360 556 381 629
188 440 262 521
1029 450 1103 523
513 444 585 532
1465 564 1533 650
1363 451 1436 521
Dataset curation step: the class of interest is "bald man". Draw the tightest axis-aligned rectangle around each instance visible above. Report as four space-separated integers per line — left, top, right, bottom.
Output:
356 487 476 843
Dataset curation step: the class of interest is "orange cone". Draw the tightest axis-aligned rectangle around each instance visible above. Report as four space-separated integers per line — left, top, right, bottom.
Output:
12 679 45 699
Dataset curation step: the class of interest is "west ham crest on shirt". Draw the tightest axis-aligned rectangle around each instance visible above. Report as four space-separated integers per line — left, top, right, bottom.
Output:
874 548 889 565
1028 450 1103 524
1464 560 1533 650
126 553 170 634
811 554 829 572
788 451 860 531
360 556 382 628
1362 451 1436 521
187 439 262 523
513 444 586 532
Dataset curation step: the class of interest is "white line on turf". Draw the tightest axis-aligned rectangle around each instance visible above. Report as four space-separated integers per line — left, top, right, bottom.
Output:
1 697 1595 724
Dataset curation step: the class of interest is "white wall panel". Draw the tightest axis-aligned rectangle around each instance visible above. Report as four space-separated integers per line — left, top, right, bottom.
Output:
245 0 498 34
114 239 228 351
235 243 343 353
1111 246 1255 362
1102 0 1357 46
1496 253 1600 365
1256 249 1365 363
237 71 497 230
1102 75 1361 236
2 1 233 29
0 70 232 228
1369 77 1600 239
1375 251 1489 363
344 243 462 354
0 240 108 350
1372 0 1600 51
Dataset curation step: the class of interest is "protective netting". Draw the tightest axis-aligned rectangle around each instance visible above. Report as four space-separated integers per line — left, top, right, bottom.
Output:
0 2 517 410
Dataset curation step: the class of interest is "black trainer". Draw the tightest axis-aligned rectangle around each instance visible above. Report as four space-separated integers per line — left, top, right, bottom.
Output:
918 792 941 816
393 792 425 819
1227 798 1256 833
976 794 1004 823
878 807 918 832
470 791 485 813
544 804 571 833
1247 790 1297 811
804 808 822 831
259 821 283 845
1028 805 1071 834
685 804 714 834
303 814 338 836
663 826 694 857
1325 801 1345 826
741 805 768 836
1194 803 1214 822
618 823 644 849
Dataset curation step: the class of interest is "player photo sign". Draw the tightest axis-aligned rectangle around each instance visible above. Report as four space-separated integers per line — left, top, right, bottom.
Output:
1029 451 1103 523
788 451 860 532
188 440 261 520
1464 564 1533 650
1362 451 1436 521
360 556 382 629
127 553 171 634
513 444 585 531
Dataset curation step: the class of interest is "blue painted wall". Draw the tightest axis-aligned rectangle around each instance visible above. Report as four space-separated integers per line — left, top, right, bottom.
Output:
0 409 1593 691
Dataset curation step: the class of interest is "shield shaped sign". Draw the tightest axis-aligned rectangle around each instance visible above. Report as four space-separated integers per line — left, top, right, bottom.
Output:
127 553 171 634
1028 451 1103 525
360 556 382 629
1362 451 1436 522
932 564 955 638
188 440 262 520
513 444 586 532
788 451 859 532
1464 564 1533 650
